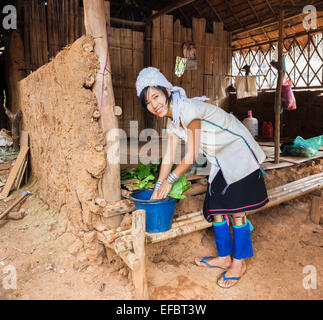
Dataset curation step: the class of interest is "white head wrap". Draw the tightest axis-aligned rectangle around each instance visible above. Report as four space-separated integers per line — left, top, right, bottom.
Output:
136 67 209 128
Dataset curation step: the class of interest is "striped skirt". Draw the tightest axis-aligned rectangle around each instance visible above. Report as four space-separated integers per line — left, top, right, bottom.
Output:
203 169 269 222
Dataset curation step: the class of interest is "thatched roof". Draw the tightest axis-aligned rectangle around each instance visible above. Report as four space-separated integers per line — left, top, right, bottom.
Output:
110 0 323 50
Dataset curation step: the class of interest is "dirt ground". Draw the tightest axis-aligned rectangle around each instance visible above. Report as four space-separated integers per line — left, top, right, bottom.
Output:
0 179 322 300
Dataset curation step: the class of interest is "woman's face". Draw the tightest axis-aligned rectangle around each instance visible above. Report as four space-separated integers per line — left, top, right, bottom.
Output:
145 87 171 117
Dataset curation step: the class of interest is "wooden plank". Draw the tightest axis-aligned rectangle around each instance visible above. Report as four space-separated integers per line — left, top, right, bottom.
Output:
151 11 163 134
69 0 75 43
47 0 54 59
0 147 29 198
227 31 232 78
279 151 323 164
131 210 149 300
191 18 206 97
16 159 27 190
181 27 192 95
48 0 60 58
41 0 49 64
80 5 85 35
29 0 36 69
31 0 39 67
36 0 42 66
120 28 133 137
74 0 79 39
161 14 173 83
109 27 123 131
103 199 136 218
310 190 322 224
204 33 213 75
23 1 31 72
63 0 69 45
0 192 30 220
160 14 173 132
0 163 11 171
133 31 145 132
218 22 224 77
151 10 161 69
173 18 182 87
19 131 29 147
146 0 195 24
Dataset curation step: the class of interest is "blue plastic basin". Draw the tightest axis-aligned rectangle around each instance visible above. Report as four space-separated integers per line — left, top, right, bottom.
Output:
130 189 177 233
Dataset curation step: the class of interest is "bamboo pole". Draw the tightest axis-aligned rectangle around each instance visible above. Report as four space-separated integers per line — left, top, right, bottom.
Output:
268 173 323 194
274 8 284 164
83 0 121 228
108 173 323 248
104 212 207 243
114 219 211 254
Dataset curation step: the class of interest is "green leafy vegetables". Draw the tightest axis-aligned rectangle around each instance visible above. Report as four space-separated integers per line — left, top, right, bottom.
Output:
120 159 191 199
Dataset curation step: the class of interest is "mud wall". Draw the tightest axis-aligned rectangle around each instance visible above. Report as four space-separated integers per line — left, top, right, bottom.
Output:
18 36 110 267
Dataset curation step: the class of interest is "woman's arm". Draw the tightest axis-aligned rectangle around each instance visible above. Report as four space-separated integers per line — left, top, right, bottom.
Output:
156 119 201 199
150 133 179 199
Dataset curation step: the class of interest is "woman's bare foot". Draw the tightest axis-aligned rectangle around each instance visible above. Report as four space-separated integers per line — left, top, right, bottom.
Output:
217 258 247 288
195 255 232 269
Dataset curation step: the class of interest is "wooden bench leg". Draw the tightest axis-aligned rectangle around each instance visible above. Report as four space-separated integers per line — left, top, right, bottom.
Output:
310 190 322 225
131 209 149 300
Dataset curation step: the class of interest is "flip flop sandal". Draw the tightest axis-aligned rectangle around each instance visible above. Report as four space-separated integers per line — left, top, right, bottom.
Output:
217 272 242 289
195 256 227 269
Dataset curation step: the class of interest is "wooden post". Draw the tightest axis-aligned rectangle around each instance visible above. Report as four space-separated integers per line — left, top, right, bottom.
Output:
2 94 22 151
274 8 284 164
131 210 149 300
310 190 322 225
83 0 122 228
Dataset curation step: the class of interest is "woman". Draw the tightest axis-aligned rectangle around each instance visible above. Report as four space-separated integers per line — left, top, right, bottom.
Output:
136 67 269 288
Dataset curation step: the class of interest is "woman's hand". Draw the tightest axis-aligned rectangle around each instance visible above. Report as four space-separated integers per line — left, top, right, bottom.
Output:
150 190 159 200
156 181 173 200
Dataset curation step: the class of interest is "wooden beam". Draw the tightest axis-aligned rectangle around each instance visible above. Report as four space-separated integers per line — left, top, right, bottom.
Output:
310 190 322 224
0 192 30 220
83 0 121 228
265 0 278 19
274 8 284 164
223 0 258 45
110 17 145 27
205 0 223 23
246 0 271 42
131 210 149 300
233 12 306 36
232 26 323 51
145 0 196 24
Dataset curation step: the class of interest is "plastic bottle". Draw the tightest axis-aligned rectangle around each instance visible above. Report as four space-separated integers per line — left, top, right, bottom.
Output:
243 110 258 137
262 122 273 138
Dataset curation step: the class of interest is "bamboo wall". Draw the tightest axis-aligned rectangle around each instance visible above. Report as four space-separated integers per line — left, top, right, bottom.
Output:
109 27 146 137
19 2 232 136
148 14 232 134
23 0 85 71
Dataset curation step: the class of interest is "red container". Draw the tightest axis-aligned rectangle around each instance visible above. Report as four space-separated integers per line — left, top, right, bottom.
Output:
262 122 273 138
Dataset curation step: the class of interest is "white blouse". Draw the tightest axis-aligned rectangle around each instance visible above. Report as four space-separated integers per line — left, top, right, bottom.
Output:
166 99 266 186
